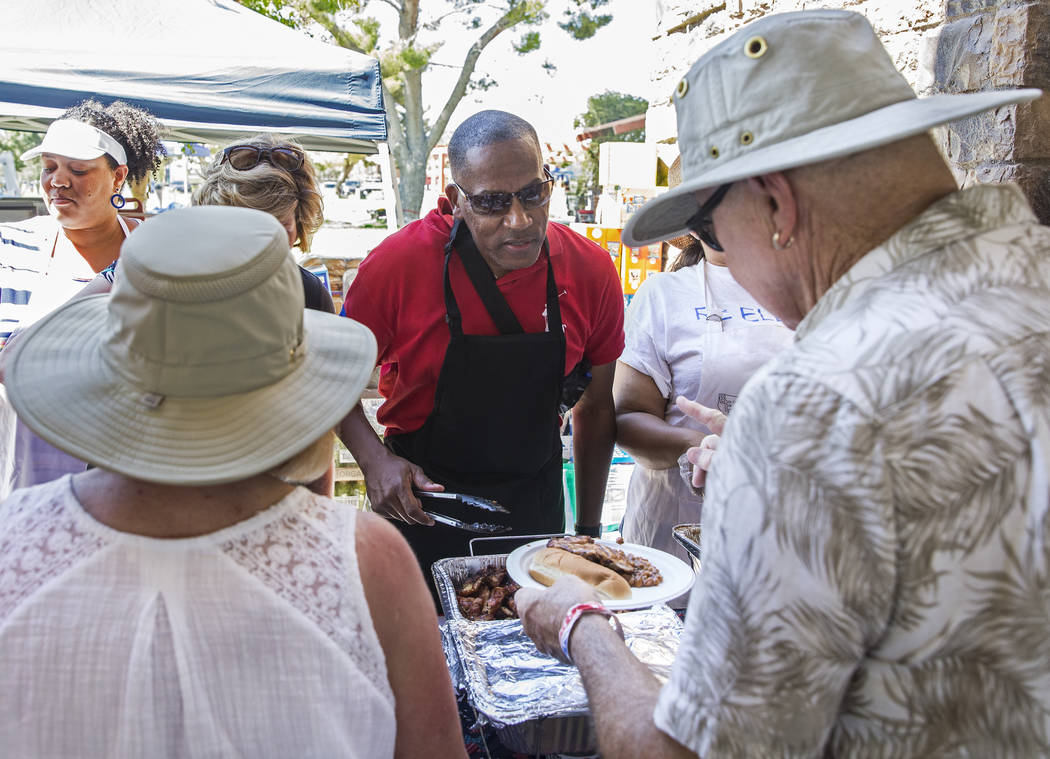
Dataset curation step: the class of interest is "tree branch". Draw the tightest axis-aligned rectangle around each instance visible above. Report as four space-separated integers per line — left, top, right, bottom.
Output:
399 0 419 41
427 8 526 153
425 3 509 29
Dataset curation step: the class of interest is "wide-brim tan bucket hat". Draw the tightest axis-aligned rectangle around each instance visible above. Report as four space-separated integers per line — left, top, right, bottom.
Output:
4 205 377 486
624 9 1042 247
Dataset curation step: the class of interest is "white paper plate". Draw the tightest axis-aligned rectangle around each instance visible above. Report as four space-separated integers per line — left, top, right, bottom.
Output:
506 538 695 610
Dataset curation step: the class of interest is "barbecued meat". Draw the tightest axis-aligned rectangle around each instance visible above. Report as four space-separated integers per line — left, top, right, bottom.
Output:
458 595 484 618
455 567 521 620
546 535 663 587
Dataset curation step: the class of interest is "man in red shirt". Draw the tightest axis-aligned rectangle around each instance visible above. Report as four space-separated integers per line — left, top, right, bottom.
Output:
339 110 624 589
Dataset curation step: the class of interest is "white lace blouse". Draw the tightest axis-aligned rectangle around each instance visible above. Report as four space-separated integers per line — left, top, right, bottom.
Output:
0 476 396 758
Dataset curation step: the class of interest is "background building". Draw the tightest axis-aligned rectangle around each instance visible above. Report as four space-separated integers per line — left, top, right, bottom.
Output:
647 0 1050 223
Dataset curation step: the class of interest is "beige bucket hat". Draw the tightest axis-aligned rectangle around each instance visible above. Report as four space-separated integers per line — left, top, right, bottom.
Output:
624 9 1042 247
4 205 377 485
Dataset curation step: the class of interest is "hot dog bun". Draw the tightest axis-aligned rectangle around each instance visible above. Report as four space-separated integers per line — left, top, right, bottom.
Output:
528 547 632 600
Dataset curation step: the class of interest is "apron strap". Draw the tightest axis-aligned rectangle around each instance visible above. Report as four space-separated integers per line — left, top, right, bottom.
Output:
442 234 463 336
445 218 523 335
443 218 563 347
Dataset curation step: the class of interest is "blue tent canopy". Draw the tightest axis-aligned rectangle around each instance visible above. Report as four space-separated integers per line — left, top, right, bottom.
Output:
0 0 386 153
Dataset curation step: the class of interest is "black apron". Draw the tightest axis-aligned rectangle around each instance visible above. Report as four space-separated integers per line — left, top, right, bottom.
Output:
388 220 566 593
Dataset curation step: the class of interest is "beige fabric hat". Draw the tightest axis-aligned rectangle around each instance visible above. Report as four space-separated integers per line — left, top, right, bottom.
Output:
624 9 1042 247
4 205 377 485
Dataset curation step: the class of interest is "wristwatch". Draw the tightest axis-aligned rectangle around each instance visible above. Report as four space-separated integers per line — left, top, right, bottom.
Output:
574 522 602 538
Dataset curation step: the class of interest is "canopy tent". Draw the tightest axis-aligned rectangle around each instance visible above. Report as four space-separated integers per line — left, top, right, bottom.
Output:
0 0 386 153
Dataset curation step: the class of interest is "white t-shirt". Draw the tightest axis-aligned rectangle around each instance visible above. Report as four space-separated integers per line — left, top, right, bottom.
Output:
620 261 791 428
0 478 396 758
619 262 793 562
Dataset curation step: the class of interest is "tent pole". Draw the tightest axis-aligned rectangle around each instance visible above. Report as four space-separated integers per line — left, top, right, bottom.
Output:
377 142 402 230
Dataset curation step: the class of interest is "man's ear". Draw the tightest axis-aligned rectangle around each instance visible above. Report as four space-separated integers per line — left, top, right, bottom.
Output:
746 172 798 246
445 183 465 220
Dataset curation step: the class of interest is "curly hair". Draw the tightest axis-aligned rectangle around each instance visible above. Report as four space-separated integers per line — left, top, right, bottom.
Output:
59 99 165 184
193 134 324 252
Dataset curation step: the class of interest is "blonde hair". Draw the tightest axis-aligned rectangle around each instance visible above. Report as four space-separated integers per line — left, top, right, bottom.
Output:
267 430 335 485
194 134 324 252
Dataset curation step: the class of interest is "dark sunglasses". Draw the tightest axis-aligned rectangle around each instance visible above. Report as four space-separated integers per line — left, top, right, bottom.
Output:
220 145 304 172
684 182 733 252
453 166 555 216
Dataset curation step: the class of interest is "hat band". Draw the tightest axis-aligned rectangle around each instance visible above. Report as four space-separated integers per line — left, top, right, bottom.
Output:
100 330 307 400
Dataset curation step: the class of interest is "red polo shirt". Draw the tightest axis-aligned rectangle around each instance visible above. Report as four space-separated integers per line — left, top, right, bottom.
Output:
343 198 625 436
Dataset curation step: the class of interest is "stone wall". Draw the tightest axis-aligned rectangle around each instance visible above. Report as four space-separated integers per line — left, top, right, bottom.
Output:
649 0 1050 222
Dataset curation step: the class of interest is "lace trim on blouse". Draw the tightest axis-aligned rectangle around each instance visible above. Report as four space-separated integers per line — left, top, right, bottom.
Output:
0 478 107 622
219 490 393 706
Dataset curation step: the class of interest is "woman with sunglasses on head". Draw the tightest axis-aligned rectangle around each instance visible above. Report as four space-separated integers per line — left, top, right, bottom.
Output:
613 157 792 569
0 99 164 496
190 135 337 496
193 135 334 314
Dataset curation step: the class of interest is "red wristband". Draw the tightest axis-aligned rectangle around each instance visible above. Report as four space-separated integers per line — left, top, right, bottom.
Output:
557 601 623 664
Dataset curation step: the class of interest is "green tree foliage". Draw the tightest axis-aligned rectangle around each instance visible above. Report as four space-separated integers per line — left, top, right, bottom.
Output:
558 0 611 39
0 130 44 194
574 90 648 191
235 0 612 222
0 130 43 172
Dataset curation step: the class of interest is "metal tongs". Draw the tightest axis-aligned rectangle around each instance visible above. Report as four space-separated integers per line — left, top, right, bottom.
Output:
413 489 512 534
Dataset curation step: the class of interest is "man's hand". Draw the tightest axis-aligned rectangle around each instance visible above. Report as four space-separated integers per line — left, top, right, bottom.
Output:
516 576 600 665
362 448 443 525
676 396 727 489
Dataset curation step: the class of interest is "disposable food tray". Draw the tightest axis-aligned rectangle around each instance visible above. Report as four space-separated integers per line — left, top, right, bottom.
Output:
433 553 511 623
672 523 702 574
434 555 683 756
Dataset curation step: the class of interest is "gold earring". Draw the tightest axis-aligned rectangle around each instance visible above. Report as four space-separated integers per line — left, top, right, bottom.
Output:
772 231 794 250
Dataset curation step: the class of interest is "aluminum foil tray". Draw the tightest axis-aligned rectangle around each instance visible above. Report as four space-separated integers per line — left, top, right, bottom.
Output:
672 523 702 573
432 554 512 623
436 553 684 755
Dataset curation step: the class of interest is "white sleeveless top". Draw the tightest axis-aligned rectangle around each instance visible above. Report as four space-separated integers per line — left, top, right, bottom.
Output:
0 477 396 758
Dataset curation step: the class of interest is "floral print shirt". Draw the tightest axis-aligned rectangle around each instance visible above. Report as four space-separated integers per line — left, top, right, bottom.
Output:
654 184 1050 758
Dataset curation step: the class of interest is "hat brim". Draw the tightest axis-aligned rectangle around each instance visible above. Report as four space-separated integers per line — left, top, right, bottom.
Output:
20 144 109 162
5 296 377 486
623 88 1042 247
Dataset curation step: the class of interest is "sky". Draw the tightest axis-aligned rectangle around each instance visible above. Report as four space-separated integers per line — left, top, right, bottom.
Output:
419 1 659 146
